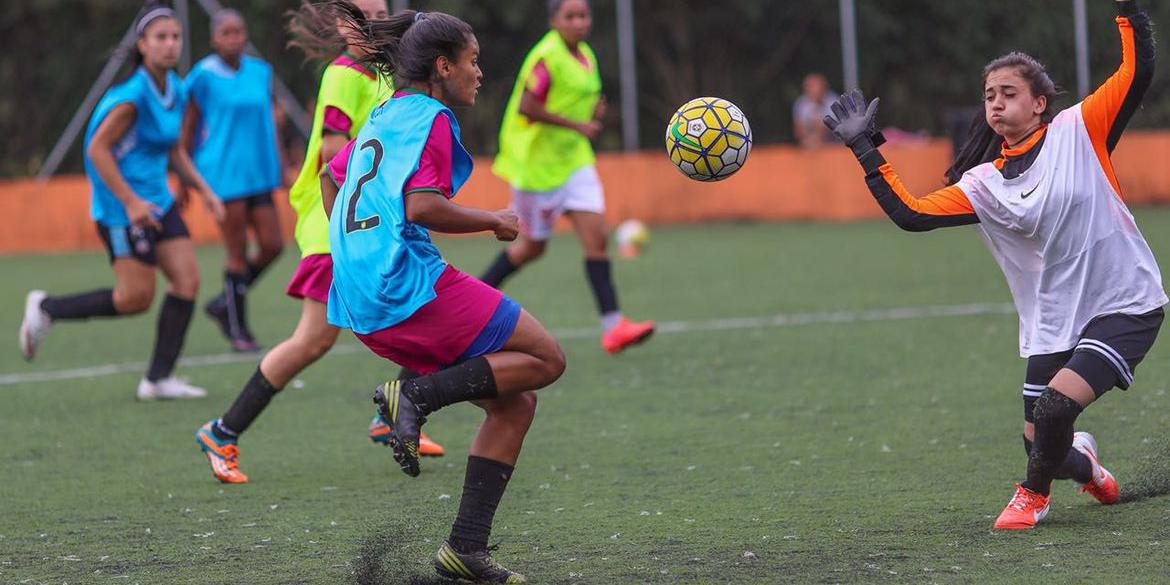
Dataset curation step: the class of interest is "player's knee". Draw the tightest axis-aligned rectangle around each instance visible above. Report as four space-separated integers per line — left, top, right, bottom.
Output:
300 331 336 361
538 341 566 386
258 236 284 263
116 287 155 314
1032 388 1082 427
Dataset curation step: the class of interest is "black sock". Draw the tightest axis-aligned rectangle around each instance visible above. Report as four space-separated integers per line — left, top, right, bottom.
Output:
40 289 118 320
585 259 619 316
224 271 249 337
1023 389 1083 496
1023 435 1093 483
145 294 194 382
219 367 281 436
403 357 498 414
480 250 519 289
398 366 421 380
244 262 267 287
449 456 514 554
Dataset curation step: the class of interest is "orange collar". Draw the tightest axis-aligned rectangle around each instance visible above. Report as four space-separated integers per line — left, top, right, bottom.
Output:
994 126 1048 169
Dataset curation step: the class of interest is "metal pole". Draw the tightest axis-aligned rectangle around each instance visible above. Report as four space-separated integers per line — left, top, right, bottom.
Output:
37 25 137 181
176 0 191 74
615 0 639 151
1073 0 1090 98
839 0 859 91
191 0 311 139
391 0 408 13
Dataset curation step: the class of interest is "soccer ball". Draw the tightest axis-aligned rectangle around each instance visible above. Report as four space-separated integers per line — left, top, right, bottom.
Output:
615 219 650 259
665 97 752 181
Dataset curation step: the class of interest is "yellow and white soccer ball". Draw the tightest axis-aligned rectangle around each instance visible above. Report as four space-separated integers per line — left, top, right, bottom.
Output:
615 219 650 259
665 97 752 181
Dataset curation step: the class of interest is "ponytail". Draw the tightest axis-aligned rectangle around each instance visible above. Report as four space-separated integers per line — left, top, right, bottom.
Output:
944 51 1061 184
331 3 474 84
285 0 347 64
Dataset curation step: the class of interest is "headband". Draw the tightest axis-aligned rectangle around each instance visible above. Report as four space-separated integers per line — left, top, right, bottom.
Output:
137 7 176 36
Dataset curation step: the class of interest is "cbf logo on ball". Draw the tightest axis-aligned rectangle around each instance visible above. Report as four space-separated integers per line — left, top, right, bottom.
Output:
665 97 752 181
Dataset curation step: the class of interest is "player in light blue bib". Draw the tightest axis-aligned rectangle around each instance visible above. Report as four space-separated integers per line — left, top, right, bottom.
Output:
184 9 284 351
321 7 566 582
19 3 224 401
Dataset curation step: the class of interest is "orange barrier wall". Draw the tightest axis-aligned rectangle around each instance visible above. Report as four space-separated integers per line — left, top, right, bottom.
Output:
3 132 1170 255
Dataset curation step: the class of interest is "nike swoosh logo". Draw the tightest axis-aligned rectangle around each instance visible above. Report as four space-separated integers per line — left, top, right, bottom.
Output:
1020 185 1039 200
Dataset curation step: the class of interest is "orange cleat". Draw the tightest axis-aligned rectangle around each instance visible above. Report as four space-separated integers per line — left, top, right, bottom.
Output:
601 318 656 354
196 421 249 484
1072 432 1120 505
369 416 445 457
993 484 1050 530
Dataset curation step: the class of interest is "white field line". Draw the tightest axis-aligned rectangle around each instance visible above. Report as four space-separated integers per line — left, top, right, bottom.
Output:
0 302 1014 386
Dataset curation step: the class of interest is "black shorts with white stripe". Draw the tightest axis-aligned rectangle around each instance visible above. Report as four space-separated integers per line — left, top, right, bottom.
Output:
1022 307 1164 420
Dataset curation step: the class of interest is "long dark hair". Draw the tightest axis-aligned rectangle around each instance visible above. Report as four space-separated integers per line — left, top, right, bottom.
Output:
286 0 349 64
945 52 1060 184
332 4 474 85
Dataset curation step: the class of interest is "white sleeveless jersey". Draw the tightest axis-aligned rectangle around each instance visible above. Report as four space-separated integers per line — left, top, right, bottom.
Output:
957 104 1167 357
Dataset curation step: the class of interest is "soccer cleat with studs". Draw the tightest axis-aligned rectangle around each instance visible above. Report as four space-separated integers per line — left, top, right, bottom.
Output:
433 541 526 584
373 380 426 477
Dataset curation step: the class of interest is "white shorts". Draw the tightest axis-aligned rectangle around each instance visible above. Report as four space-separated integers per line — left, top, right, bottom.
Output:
513 166 606 241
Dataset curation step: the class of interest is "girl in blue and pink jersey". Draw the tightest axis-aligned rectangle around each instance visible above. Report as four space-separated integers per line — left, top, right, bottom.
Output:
322 7 565 583
19 3 224 401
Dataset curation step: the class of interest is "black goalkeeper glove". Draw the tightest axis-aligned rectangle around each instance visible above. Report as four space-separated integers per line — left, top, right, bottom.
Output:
823 89 884 160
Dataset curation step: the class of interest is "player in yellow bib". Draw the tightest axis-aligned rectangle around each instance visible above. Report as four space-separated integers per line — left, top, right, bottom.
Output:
195 0 443 485
480 0 655 354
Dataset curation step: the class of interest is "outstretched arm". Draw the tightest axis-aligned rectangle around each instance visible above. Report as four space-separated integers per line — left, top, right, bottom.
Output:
405 192 519 242
1082 0 1155 154
825 90 979 232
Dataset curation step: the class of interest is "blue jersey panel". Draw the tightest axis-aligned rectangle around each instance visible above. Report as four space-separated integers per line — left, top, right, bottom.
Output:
85 67 186 227
187 55 281 200
327 94 474 334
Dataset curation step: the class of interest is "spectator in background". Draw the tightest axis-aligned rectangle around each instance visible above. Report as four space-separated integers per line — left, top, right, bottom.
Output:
793 73 839 148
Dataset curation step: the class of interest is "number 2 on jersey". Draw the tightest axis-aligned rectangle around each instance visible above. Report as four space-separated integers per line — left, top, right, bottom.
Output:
346 139 383 234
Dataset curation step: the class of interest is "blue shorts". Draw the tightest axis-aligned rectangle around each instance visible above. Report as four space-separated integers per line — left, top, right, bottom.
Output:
458 295 522 362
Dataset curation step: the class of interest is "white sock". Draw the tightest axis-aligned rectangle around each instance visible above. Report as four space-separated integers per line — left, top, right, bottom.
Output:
601 311 623 333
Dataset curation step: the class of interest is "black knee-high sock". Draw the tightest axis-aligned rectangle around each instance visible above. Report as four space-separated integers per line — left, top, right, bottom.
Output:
145 294 194 382
585 259 620 317
40 290 118 320
1023 435 1093 483
224 271 249 337
1024 390 1083 495
398 366 421 380
449 456 514 553
215 367 280 439
244 262 268 287
402 357 498 414
480 250 519 288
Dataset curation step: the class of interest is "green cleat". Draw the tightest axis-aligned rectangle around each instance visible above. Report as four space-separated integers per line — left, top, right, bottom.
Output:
433 541 526 584
372 380 425 477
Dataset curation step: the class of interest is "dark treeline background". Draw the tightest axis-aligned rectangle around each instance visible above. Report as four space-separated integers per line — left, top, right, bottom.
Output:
2 0 1168 177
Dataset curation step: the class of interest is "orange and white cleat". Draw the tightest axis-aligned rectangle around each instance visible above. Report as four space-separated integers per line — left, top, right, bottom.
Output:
369 416 445 457
196 421 248 484
1072 432 1120 505
993 483 1050 530
601 318 656 354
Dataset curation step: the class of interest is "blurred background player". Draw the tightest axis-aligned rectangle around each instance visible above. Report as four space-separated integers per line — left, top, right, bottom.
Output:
184 8 284 352
793 72 839 149
19 3 224 400
824 0 1160 531
480 0 654 355
324 9 565 582
196 0 445 485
